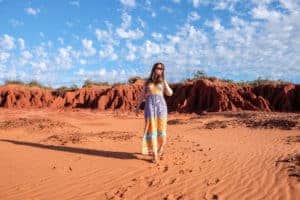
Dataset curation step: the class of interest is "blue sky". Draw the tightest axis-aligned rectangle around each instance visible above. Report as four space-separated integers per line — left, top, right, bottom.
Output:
0 0 299 88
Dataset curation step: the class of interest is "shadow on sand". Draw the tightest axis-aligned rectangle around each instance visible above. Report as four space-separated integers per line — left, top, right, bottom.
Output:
0 139 152 163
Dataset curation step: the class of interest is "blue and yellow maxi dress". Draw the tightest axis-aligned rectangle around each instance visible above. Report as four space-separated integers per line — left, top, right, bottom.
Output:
141 82 169 155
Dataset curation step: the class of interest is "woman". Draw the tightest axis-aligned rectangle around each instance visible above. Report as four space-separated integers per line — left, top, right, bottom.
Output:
135 62 173 163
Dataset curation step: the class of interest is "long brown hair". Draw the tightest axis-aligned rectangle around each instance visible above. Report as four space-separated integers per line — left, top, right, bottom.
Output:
145 62 165 86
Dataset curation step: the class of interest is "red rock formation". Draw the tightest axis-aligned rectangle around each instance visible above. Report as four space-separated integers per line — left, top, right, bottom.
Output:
166 79 272 114
0 79 299 113
253 84 300 112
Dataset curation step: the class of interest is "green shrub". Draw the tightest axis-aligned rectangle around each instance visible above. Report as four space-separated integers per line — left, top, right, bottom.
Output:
82 79 110 87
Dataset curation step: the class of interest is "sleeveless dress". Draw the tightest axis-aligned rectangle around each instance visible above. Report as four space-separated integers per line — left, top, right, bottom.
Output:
141 82 168 155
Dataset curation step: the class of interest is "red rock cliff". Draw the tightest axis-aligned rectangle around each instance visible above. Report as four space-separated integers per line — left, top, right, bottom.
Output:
0 79 299 113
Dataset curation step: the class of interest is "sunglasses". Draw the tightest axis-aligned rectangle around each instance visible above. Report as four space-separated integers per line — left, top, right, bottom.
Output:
155 67 164 70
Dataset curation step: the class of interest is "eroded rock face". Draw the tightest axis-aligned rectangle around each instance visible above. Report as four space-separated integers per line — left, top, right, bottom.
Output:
165 79 272 113
0 79 299 113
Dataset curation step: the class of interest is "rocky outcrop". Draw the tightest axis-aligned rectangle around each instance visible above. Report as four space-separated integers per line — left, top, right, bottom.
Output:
0 79 299 113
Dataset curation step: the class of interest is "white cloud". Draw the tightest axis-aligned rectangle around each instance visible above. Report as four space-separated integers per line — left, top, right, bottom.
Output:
25 7 40 16
18 38 25 50
125 42 137 61
213 0 238 11
33 46 47 58
116 28 144 40
81 38 96 56
99 45 118 60
142 0 156 18
31 61 48 72
0 52 10 63
138 17 146 28
18 50 33 66
252 6 282 21
74 68 129 85
205 19 224 31
187 11 200 22
192 0 201 8
9 19 24 27
120 0 136 7
55 46 77 69
39 32 45 38
69 0 80 7
279 0 299 12
98 68 107 76
0 34 15 50
116 12 144 40
151 32 163 40
141 40 161 58
58 37 64 45
95 29 111 41
95 22 119 45
75 68 85 76
66 21 73 28
120 12 131 29
79 59 86 65
21 50 32 60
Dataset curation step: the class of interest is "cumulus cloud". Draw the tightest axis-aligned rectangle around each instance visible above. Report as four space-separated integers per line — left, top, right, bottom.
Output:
116 12 144 40
0 34 15 50
119 0 136 7
81 38 96 57
25 7 40 16
252 6 282 21
125 42 137 61
187 11 200 22
192 0 201 8
18 38 25 50
204 18 224 31
55 46 79 69
9 19 24 27
95 22 119 45
0 52 10 63
99 44 118 60
74 67 129 85
116 28 144 40
151 32 163 40
69 0 80 7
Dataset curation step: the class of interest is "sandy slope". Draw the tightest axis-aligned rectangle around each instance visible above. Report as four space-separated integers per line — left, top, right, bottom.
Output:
0 108 299 200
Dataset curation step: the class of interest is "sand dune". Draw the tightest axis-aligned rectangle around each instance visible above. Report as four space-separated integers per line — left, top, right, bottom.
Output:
0 108 299 199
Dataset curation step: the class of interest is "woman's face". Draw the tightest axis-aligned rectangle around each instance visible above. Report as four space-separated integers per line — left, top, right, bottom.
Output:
154 64 164 76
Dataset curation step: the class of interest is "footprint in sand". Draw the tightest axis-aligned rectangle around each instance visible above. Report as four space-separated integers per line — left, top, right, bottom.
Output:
168 178 177 184
144 176 162 187
205 178 220 186
105 184 134 200
163 165 169 173
178 168 193 175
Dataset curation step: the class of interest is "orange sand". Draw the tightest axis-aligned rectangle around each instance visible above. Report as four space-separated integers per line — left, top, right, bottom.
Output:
0 108 299 200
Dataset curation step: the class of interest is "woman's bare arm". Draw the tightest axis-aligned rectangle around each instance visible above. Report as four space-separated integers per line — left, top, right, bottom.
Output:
163 79 173 96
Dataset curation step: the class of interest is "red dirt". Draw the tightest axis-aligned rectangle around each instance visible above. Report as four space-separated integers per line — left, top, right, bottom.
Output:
1 79 299 113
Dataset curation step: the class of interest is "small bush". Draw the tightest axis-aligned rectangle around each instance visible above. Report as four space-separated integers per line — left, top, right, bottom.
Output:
52 85 78 96
4 79 52 89
128 76 144 84
82 79 110 88
112 81 126 87
5 80 26 85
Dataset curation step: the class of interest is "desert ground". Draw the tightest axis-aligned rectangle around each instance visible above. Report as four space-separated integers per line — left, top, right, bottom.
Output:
0 108 299 200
